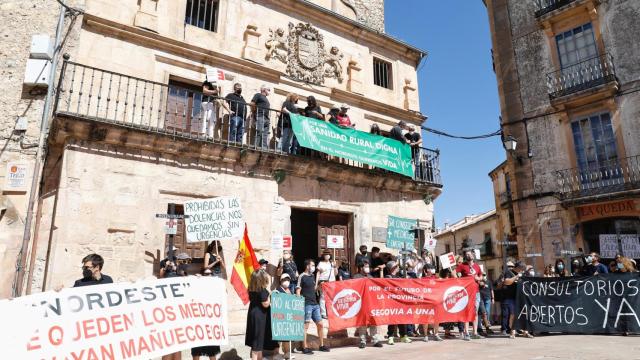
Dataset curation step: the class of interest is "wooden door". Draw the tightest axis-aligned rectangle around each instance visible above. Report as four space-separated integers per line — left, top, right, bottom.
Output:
318 212 351 266
163 205 207 261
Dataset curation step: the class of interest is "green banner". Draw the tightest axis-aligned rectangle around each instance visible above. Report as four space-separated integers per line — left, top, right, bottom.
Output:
270 292 305 341
387 215 417 250
290 114 414 177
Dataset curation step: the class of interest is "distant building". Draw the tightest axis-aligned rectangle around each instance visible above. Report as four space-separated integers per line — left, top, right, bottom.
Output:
484 0 640 267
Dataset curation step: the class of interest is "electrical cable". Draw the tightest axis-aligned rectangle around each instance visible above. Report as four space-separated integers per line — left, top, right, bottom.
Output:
421 126 502 140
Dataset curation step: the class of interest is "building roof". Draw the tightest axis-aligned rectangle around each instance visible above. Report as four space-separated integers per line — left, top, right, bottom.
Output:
488 160 507 177
435 209 497 237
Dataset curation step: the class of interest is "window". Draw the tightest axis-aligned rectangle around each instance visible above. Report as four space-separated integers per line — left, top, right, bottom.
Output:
571 112 619 181
373 58 392 89
556 23 598 69
185 0 219 32
445 244 451 254
482 231 494 257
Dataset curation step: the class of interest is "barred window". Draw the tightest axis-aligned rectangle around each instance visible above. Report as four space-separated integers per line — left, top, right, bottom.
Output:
373 58 392 89
185 0 219 33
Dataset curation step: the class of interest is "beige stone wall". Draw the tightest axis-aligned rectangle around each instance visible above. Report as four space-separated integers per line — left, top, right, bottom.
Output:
79 0 419 118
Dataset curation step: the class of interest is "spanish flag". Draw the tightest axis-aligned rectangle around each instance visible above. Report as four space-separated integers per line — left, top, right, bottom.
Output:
231 225 260 304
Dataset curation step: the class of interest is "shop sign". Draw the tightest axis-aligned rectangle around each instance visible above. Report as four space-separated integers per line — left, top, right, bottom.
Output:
576 200 637 222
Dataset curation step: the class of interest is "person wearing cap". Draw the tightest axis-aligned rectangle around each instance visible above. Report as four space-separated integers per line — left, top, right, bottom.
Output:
259 259 269 271
327 104 340 125
202 79 231 139
384 260 412 344
316 249 336 319
336 104 354 127
498 260 531 339
250 84 272 149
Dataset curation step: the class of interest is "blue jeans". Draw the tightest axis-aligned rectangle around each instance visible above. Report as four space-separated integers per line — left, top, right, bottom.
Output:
501 298 516 332
229 115 244 144
255 115 270 148
477 298 491 332
305 304 322 323
280 127 293 153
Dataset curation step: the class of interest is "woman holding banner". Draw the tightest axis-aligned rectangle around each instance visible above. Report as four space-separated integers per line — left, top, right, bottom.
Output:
246 270 279 360
275 273 295 359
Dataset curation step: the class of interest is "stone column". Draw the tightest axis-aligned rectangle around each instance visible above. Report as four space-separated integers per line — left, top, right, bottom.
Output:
403 79 417 110
242 24 263 64
347 60 363 94
134 0 159 33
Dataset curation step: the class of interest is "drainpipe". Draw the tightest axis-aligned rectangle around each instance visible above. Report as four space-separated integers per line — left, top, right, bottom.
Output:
13 2 66 297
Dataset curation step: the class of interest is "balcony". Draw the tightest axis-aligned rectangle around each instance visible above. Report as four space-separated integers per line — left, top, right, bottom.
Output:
534 0 578 18
556 155 640 203
498 191 512 208
51 59 442 189
546 53 617 101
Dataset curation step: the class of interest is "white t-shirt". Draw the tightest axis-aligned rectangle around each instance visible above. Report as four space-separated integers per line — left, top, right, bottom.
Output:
317 261 335 282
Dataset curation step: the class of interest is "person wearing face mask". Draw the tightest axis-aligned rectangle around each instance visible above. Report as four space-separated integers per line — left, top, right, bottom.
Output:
476 276 494 336
385 261 412 345
225 82 247 144
355 245 371 269
455 250 484 341
613 254 636 273
201 80 231 139
352 261 383 349
584 252 608 275
275 274 295 359
74 253 113 287
570 258 583 276
554 259 568 277
338 260 351 281
317 250 336 319
296 259 329 354
277 250 299 294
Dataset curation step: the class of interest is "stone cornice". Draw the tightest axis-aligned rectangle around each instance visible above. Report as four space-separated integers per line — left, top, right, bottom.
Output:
331 88 426 125
271 0 428 67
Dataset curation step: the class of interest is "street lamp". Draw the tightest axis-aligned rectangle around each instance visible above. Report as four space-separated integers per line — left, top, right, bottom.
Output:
502 135 517 152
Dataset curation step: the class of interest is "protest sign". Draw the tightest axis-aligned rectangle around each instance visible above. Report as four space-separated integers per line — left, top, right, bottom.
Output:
439 252 456 269
516 273 640 334
327 235 344 249
270 292 305 341
290 114 414 177
424 236 437 250
205 67 225 82
271 235 284 251
184 196 243 243
387 215 416 250
474 248 481 260
599 234 619 258
0 277 229 360
322 277 478 332
282 235 293 250
620 235 640 259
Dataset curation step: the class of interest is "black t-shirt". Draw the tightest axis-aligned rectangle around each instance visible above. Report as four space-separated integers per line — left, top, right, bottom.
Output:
297 273 317 305
225 92 247 118
251 93 271 118
479 281 493 301
279 100 298 128
304 105 323 120
73 274 114 287
371 257 384 278
390 125 405 143
159 256 176 269
501 270 518 300
355 253 371 267
338 268 351 281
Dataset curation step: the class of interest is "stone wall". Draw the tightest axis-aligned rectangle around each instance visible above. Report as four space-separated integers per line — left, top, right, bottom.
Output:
0 0 84 298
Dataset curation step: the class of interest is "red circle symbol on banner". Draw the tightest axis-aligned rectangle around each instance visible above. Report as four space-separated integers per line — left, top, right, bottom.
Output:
442 286 469 313
331 288 362 319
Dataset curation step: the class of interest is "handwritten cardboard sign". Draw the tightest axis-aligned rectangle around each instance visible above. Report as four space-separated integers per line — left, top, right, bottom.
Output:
184 196 243 243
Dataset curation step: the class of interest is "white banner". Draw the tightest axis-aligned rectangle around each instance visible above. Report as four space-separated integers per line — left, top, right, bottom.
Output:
327 235 344 249
599 234 619 258
439 252 456 269
621 234 640 259
0 277 228 360
184 196 243 243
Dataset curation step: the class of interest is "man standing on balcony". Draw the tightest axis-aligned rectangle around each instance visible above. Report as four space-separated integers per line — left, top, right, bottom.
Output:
225 82 247 144
202 80 230 139
390 121 409 143
405 125 423 178
250 85 272 149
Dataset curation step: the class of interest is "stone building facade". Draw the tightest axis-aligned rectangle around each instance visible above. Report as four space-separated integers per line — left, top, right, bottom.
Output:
484 0 640 268
0 0 442 347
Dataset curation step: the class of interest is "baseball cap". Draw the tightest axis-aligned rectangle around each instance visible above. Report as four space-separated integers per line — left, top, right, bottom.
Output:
506 261 515 267
259 259 269 266
340 103 350 109
280 273 291 281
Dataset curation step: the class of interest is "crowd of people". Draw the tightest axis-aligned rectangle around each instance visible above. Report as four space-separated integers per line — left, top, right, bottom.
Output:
194 80 430 179
70 243 639 360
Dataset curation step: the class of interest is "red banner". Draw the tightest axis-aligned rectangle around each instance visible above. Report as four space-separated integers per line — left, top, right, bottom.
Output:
322 277 478 332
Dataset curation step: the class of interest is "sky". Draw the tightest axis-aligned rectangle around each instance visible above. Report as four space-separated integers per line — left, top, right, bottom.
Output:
385 1 505 229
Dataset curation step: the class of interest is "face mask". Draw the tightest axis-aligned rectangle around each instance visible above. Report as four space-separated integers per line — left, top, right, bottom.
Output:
82 268 93 279
310 266 316 273
528 271 535 277
363 267 370 274
429 268 436 274
360 250 367 255
235 89 242 95
283 254 291 260
281 281 290 288
617 262 624 270
586 256 593 263
557 264 564 270
324 255 330 261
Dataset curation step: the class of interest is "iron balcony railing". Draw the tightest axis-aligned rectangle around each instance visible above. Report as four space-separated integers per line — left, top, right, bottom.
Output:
534 0 578 18
52 60 442 186
556 155 640 200
546 53 616 99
